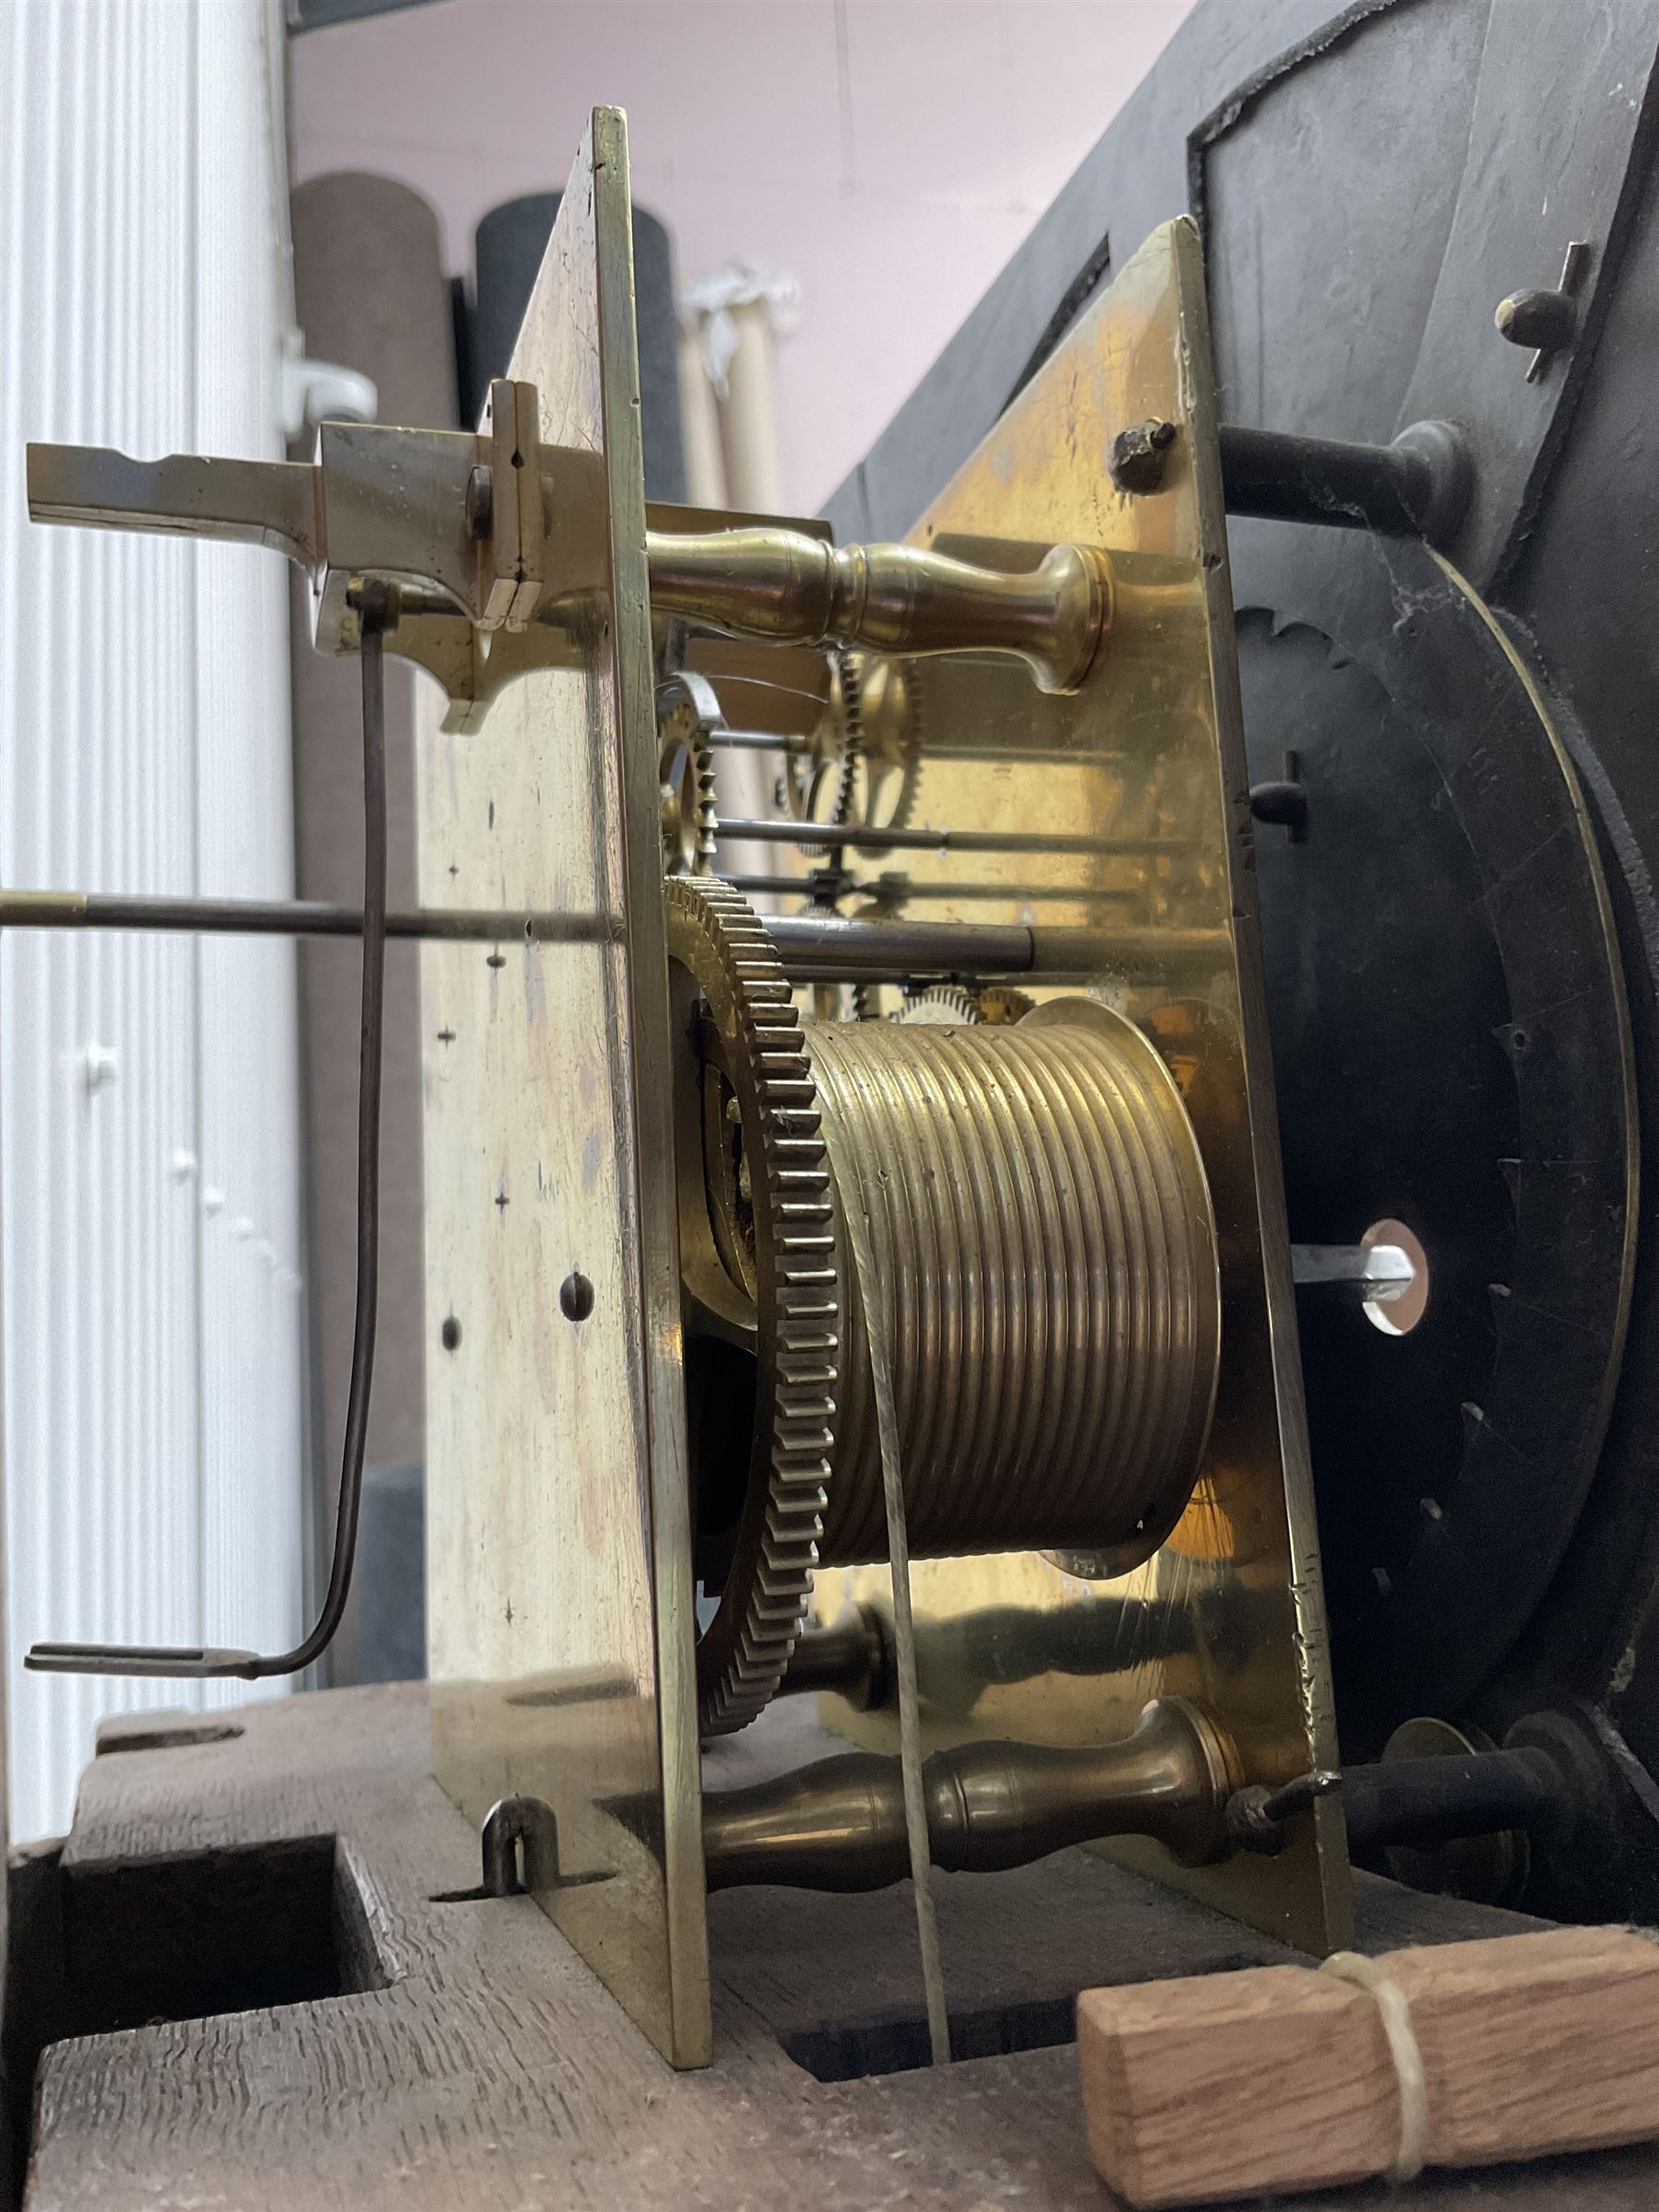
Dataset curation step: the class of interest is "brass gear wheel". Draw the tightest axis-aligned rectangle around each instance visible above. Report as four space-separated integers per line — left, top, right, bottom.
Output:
784 649 924 860
840 652 924 853
977 984 1036 1027
665 878 840 1735
897 982 984 1027
782 650 859 859
826 645 865 837
657 671 721 877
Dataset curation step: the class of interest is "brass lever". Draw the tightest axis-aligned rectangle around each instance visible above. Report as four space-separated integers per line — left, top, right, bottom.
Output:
25 446 323 564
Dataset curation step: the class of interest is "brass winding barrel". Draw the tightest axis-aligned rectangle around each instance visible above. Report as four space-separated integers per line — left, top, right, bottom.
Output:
806 1001 1220 1571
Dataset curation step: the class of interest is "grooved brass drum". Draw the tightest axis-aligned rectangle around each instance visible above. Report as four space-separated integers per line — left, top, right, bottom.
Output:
667 880 1222 1733
809 1001 1221 1571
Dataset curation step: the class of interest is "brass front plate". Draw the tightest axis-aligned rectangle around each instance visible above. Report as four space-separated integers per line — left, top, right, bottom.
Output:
815 219 1351 1954
418 112 710 2065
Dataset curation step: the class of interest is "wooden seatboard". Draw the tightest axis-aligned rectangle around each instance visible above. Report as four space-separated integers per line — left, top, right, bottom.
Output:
18 1685 1645 2212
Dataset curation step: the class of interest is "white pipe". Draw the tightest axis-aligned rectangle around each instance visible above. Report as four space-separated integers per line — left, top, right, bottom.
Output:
677 322 727 510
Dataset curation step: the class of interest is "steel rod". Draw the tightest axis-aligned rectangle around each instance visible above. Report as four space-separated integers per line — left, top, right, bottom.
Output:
0 890 617 945
706 727 804 752
718 817 1172 857
4 888 1194 982
720 871 1140 909
766 913 1035 978
1290 1241 1416 1303
1 888 1065 981
707 728 1092 771
720 873 853 900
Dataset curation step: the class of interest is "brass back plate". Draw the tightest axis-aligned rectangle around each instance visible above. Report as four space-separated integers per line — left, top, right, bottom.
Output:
418 112 710 2065
815 219 1352 1954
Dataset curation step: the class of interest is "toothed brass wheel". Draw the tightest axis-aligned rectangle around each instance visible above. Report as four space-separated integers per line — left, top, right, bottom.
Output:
897 982 984 1026
665 879 840 1735
656 671 721 877
839 653 923 853
783 648 924 859
668 882 1222 1738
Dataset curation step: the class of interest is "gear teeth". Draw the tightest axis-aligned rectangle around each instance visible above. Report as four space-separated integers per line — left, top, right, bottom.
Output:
977 985 1037 1027
656 685 722 877
829 644 865 836
898 982 985 1027
784 645 863 860
783 646 925 862
665 877 842 1735
853 653 924 853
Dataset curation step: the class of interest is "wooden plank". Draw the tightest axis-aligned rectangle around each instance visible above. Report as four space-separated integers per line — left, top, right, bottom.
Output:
25 1683 1646 2212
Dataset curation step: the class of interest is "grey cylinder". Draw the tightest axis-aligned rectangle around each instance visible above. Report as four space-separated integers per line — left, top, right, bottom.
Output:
470 192 687 500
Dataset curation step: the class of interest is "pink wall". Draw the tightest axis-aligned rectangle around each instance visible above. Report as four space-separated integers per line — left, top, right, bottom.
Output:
290 0 1194 513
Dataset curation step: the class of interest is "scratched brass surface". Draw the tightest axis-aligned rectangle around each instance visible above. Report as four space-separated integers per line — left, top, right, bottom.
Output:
815 219 1350 1954
419 112 710 2065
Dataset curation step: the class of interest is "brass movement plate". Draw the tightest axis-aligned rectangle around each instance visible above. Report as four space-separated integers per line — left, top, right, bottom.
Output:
814 220 1351 1954
418 112 710 2065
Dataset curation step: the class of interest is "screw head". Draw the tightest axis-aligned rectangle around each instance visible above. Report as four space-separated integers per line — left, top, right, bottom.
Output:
1109 418 1179 496
353 575 400 633
1495 288 1577 354
441 1314 462 1352
559 1269 594 1324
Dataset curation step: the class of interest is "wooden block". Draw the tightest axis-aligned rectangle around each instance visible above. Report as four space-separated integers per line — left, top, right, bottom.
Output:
1077 1926 1659 2208
1077 1962 1396 2206
1390 1927 1659 2168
